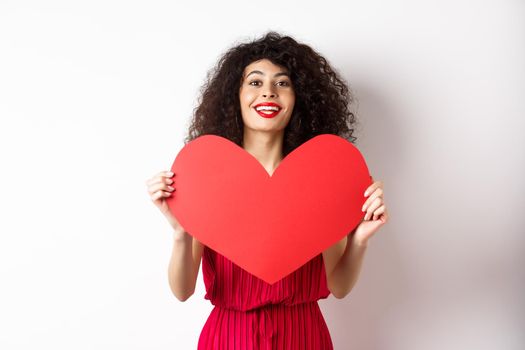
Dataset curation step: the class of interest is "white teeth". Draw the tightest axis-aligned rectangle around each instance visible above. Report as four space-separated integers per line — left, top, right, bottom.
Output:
255 106 280 111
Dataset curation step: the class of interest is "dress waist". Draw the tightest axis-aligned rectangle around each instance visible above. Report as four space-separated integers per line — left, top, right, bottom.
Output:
212 300 319 312
210 301 323 347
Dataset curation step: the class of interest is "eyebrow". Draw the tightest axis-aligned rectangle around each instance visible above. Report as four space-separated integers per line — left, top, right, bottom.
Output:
245 70 290 78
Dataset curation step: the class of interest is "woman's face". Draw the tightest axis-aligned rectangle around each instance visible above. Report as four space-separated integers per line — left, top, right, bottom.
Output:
239 59 295 133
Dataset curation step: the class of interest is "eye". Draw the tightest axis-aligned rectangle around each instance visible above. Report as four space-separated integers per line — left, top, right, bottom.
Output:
248 80 291 87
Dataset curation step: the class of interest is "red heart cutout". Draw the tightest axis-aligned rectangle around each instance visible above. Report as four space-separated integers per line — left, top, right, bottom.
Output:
167 134 371 285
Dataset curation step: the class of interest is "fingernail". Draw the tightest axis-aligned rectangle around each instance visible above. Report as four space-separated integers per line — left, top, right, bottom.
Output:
167 171 174 177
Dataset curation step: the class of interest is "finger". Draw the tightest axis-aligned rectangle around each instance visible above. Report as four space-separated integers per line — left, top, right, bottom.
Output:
363 186 383 208
151 190 164 201
148 182 176 195
146 171 176 186
364 179 383 197
151 190 173 202
158 176 175 185
377 206 389 222
160 170 175 178
146 178 164 188
362 187 383 212
147 175 176 189
364 197 383 221
372 204 386 221
363 182 376 197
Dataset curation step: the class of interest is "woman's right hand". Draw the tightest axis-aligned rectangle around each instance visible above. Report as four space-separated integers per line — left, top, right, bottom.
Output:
146 170 186 234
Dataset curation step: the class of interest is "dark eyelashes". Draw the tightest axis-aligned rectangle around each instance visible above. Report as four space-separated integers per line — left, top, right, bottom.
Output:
248 80 291 87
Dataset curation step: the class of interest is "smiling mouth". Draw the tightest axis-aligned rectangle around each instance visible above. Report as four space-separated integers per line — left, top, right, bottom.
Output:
254 105 282 118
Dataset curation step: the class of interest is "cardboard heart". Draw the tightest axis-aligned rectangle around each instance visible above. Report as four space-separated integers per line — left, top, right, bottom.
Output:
166 134 371 285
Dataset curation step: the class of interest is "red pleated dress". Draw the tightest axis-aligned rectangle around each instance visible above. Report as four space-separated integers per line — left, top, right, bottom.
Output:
197 245 333 349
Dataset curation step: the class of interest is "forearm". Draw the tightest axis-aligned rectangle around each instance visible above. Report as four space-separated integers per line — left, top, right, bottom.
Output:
167 230 196 301
329 234 369 298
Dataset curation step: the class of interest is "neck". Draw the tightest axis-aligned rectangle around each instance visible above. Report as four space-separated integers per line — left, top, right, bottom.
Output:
242 128 284 176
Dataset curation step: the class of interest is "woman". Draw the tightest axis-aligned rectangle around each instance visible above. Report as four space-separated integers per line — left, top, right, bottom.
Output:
146 31 389 349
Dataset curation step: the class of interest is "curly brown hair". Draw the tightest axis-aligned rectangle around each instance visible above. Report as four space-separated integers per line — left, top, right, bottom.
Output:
184 31 359 157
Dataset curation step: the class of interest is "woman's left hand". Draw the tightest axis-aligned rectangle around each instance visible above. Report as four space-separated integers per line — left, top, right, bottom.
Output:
350 176 389 245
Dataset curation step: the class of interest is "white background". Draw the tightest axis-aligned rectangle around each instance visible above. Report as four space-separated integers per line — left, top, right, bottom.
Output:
1 0 524 349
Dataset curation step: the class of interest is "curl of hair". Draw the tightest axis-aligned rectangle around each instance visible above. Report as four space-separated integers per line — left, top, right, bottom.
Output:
184 31 359 157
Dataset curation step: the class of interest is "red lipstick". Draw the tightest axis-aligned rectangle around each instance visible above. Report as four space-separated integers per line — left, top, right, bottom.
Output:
253 102 282 119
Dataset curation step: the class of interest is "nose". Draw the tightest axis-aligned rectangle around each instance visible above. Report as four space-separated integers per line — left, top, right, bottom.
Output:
262 86 277 98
